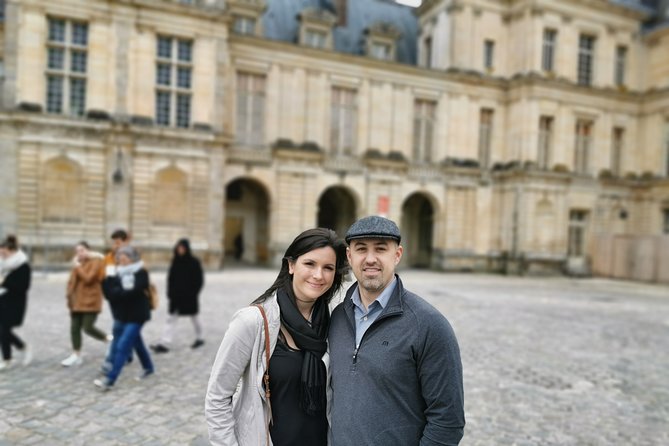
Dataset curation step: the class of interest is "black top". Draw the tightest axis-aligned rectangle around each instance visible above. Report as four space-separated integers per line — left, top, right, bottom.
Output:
0 262 31 327
268 338 328 446
102 269 151 323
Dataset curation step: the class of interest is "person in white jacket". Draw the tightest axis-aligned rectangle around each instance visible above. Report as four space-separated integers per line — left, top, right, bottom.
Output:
205 228 348 446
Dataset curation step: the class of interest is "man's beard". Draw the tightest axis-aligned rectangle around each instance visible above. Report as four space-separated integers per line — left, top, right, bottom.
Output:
359 277 384 293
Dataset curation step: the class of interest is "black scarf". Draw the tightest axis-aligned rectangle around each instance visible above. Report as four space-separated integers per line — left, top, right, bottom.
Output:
276 287 329 415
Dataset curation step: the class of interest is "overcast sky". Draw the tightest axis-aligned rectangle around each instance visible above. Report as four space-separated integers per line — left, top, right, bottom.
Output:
396 0 422 6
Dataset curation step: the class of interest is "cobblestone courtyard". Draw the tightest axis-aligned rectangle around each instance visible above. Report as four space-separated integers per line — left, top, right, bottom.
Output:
0 268 667 445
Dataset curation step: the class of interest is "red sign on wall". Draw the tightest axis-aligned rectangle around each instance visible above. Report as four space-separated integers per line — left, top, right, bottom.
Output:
377 195 389 217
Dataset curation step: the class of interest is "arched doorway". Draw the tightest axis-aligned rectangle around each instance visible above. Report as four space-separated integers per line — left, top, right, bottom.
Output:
317 187 356 238
401 193 434 268
224 178 270 265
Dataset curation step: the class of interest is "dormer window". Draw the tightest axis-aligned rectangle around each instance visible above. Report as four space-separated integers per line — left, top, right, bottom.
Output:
305 29 327 49
298 7 336 50
227 0 265 37
370 41 391 60
233 15 256 35
365 22 401 62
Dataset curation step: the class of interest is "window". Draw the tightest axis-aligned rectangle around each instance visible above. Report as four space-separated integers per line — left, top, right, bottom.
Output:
412 100 436 163
478 108 494 169
370 41 392 60
568 210 588 256
305 29 327 49
45 18 88 116
615 45 627 87
542 29 557 72
424 36 432 68
330 87 357 155
663 209 669 234
233 16 256 35
538 116 554 169
577 34 596 86
155 36 193 128
611 127 624 176
574 119 593 174
236 72 266 147
484 40 495 70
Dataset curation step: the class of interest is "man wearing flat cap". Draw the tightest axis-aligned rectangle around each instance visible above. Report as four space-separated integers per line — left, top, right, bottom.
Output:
329 215 465 445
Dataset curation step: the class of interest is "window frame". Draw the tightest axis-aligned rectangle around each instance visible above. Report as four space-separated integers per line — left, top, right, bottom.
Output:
412 99 437 164
330 86 358 156
235 71 267 147
542 29 557 72
45 17 88 117
538 115 554 169
577 34 596 86
155 35 193 128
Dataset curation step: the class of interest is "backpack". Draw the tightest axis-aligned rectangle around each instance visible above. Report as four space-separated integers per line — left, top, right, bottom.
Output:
145 283 159 310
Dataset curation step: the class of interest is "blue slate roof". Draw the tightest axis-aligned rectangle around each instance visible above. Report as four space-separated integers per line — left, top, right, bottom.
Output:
263 0 418 65
261 1 667 64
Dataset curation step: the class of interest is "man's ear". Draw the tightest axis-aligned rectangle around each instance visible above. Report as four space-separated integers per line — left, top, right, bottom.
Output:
395 244 403 265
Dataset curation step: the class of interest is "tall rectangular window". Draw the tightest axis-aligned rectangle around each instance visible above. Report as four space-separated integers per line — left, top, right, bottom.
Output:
577 34 596 86
611 127 624 176
663 209 669 234
155 36 192 128
484 40 495 70
538 116 554 169
478 108 494 169
615 45 627 87
424 36 432 68
330 87 357 156
236 72 266 147
542 29 557 72
412 99 436 163
46 18 88 116
574 119 593 174
568 210 588 256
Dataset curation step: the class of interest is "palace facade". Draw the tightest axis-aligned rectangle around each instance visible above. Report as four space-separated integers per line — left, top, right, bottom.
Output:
1 0 668 279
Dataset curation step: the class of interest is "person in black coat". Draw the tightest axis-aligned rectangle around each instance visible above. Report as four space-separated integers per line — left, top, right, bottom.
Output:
0 235 33 370
150 238 204 353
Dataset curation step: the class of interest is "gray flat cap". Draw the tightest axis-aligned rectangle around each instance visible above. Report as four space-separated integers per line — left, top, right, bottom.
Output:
345 216 401 244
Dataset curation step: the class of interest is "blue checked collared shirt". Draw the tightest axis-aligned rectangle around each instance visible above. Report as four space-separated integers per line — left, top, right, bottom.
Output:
351 277 397 348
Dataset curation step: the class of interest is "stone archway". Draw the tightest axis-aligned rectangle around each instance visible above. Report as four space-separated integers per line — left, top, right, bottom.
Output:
224 178 270 265
401 193 434 268
317 186 356 238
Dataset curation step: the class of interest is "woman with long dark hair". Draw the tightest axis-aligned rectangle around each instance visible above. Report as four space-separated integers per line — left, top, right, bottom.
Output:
205 228 348 446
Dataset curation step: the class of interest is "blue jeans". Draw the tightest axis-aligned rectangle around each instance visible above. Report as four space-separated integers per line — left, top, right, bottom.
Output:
106 322 154 384
104 319 131 370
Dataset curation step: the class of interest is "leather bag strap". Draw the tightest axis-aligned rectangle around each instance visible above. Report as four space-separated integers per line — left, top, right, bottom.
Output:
253 304 273 444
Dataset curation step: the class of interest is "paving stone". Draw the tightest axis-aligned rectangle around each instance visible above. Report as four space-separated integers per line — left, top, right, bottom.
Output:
0 269 667 444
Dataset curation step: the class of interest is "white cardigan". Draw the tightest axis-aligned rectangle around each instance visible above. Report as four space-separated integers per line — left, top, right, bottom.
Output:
205 294 330 446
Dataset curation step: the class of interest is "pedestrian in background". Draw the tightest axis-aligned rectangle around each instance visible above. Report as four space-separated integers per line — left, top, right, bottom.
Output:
61 241 111 367
101 229 132 374
329 216 465 445
0 235 32 371
205 228 347 446
95 245 154 390
151 238 205 353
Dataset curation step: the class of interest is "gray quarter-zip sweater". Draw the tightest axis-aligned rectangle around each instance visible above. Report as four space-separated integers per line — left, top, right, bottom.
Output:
329 275 465 445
